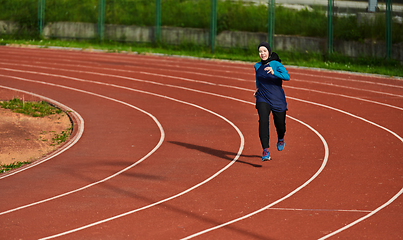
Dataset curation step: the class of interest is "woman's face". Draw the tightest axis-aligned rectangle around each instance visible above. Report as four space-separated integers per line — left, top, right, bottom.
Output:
259 46 269 61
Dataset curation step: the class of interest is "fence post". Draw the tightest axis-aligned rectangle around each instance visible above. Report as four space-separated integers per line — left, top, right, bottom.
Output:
38 0 45 37
267 0 275 49
385 0 392 60
327 0 333 55
155 0 161 43
210 0 217 53
98 0 106 42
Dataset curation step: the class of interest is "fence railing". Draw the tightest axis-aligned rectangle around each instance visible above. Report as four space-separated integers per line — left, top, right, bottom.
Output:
0 0 397 58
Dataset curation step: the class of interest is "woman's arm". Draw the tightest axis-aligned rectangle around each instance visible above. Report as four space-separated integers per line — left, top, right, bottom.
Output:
264 61 290 81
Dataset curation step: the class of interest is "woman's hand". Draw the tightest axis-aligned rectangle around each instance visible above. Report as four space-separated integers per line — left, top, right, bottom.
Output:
264 66 274 75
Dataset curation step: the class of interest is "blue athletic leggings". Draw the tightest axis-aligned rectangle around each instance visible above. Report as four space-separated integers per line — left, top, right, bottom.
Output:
256 102 286 149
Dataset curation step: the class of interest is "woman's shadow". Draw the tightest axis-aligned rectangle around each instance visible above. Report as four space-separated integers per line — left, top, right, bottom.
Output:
168 141 262 167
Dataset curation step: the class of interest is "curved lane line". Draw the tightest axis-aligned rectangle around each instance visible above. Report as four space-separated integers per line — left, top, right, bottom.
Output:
292 71 403 89
27 89 327 238
181 97 403 239
6 48 403 86
2 50 403 89
289 79 403 98
285 85 403 111
181 115 329 239
0 77 166 215
1 64 403 110
0 72 322 240
2 64 402 239
289 96 403 239
319 188 403 239
0 85 84 180
1 74 246 240
1 63 403 100
287 96 403 142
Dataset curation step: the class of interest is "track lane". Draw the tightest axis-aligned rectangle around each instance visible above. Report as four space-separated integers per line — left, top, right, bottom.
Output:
0 73 249 239
0 46 402 239
0 67 328 238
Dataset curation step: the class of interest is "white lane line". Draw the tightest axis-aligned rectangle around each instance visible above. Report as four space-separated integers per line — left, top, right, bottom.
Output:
288 96 403 142
181 97 403 239
0 74 245 240
268 207 372 213
0 73 245 224
290 78 403 98
4 47 403 86
285 85 403 111
0 85 84 180
291 71 403 89
0 48 239 74
2 64 402 239
0 75 166 215
0 63 403 110
2 48 402 86
319 188 403 239
180 115 329 240
1 63 403 109
0 72 322 239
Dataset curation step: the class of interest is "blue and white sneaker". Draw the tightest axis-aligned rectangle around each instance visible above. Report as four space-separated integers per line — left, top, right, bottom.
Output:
277 139 285 151
262 148 271 161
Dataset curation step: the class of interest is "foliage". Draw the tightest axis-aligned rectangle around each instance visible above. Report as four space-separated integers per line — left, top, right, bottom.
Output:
276 6 327 38
51 130 70 146
0 161 31 173
0 0 401 42
0 97 63 117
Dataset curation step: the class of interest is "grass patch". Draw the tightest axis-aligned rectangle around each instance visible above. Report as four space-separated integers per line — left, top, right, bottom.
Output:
51 130 70 146
0 97 71 173
0 97 63 117
0 161 31 173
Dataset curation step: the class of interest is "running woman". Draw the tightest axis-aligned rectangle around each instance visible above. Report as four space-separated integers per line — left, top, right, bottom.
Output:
254 42 290 161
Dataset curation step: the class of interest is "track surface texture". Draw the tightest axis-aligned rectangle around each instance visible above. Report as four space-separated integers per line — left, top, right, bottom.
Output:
0 46 402 240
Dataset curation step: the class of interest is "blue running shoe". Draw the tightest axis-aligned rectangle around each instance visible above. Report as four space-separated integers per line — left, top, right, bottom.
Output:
262 148 271 161
277 140 285 151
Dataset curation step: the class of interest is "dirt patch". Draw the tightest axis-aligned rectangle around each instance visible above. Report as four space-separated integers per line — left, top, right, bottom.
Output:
0 107 72 165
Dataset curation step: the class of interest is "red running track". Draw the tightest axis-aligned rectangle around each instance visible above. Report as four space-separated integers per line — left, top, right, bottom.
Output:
0 46 402 240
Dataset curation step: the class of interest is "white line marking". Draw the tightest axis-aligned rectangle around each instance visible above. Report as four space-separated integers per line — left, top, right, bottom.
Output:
292 71 403 89
1 61 402 239
181 97 403 239
0 72 330 239
290 78 403 98
319 188 403 239
285 85 403 111
0 76 166 215
1 63 403 111
0 74 246 240
180 115 329 239
2 48 402 86
268 207 372 213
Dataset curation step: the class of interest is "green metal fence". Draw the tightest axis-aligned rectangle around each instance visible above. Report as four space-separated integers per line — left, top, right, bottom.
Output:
0 0 398 57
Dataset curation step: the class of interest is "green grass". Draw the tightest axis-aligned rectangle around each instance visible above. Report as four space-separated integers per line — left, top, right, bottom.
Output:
0 97 63 117
51 130 70 146
0 161 31 173
1 38 402 78
0 0 402 42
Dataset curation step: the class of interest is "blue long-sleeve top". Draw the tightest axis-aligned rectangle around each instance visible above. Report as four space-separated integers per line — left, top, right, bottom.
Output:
254 60 290 112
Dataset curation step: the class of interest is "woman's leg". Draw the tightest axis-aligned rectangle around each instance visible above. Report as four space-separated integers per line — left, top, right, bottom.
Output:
272 110 286 140
256 102 271 149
